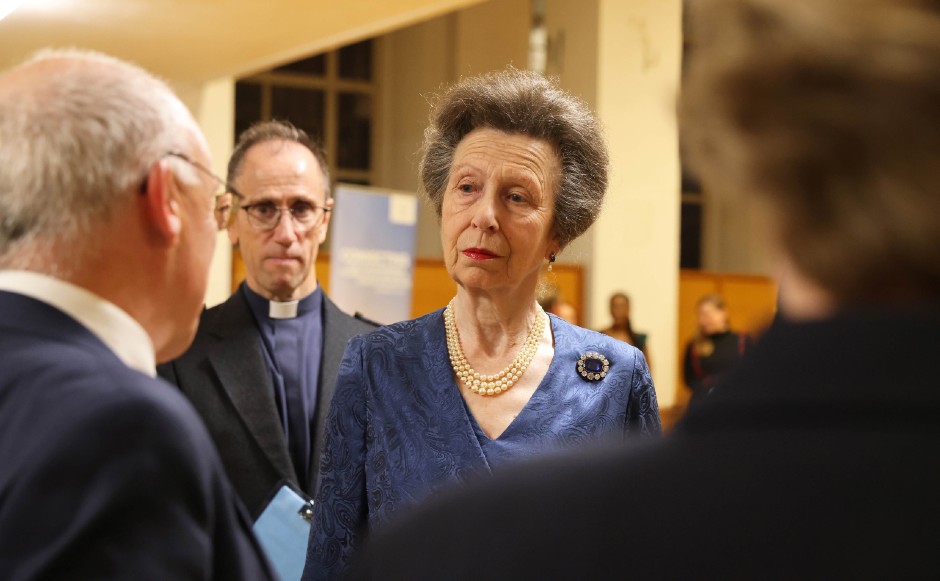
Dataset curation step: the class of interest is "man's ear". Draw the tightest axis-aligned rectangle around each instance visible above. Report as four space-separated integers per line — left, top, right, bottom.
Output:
227 221 239 246
317 196 334 245
141 159 182 247
226 202 240 246
218 191 240 246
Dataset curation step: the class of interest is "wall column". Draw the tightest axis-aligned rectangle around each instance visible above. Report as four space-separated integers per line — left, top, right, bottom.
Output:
592 0 682 405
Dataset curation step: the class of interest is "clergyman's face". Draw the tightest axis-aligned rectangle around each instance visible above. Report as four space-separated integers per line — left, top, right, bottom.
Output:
698 302 729 335
228 140 331 301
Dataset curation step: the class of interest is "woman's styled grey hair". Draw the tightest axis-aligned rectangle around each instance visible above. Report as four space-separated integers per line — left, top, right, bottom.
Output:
420 68 609 249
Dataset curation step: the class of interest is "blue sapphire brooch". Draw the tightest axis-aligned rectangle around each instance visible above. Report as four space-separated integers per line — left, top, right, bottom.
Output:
577 352 609 381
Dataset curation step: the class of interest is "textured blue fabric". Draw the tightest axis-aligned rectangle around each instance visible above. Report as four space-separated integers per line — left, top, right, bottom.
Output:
303 309 660 580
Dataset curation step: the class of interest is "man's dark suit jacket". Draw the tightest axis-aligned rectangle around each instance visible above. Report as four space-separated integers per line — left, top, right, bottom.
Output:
351 307 940 579
0 291 274 580
158 288 376 519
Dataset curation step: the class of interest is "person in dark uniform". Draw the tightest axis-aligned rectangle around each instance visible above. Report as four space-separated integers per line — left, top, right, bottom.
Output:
683 293 751 405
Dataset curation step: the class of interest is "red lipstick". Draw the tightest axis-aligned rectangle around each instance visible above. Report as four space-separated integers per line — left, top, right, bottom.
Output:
462 247 499 261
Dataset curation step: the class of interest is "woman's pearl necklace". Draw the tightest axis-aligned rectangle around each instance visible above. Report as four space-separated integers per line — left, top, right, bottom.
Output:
444 298 547 397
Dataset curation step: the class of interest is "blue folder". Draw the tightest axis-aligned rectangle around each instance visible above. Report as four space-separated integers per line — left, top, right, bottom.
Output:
253 484 314 581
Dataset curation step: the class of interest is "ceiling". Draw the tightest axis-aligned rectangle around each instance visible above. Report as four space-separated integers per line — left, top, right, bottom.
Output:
0 0 486 82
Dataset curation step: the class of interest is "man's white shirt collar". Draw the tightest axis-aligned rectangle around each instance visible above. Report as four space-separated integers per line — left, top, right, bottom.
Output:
0 270 156 376
269 299 299 319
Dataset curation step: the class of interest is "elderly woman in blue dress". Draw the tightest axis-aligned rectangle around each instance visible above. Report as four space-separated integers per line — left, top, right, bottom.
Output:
303 68 661 580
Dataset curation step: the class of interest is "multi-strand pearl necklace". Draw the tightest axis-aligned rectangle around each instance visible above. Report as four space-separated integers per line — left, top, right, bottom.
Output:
444 298 547 397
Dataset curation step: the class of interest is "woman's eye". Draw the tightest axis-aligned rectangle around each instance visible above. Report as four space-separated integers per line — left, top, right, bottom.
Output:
507 193 526 204
458 184 475 193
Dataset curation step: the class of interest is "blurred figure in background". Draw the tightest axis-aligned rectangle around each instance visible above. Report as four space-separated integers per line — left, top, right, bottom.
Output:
550 300 579 324
599 292 650 365
537 282 579 324
682 293 751 406
349 0 940 577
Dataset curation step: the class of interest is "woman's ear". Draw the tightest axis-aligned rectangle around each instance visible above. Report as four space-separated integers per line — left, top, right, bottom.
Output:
141 159 182 247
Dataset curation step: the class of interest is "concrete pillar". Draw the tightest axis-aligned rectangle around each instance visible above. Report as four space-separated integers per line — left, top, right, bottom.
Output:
594 0 682 405
547 0 683 405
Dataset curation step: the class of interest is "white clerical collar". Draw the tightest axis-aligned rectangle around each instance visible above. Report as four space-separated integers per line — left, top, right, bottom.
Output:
0 270 156 376
269 299 300 319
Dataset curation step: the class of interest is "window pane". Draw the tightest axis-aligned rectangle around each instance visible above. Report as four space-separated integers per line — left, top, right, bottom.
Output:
680 201 703 269
337 92 372 170
274 54 327 76
270 87 325 140
234 82 262 142
339 40 373 81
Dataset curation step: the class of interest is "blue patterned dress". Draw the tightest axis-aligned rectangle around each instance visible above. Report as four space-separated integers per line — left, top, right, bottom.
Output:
303 309 661 580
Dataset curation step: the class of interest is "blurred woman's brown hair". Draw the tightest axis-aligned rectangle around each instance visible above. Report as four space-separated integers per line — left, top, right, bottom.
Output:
683 0 940 305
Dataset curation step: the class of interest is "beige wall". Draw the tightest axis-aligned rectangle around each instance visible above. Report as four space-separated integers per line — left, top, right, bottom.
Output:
454 0 530 75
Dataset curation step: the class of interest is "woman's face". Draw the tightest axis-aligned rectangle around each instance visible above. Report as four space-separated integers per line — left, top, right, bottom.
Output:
610 295 630 324
441 127 561 296
697 301 729 335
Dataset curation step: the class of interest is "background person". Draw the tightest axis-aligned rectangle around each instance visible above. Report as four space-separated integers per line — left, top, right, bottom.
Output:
348 0 940 577
682 293 751 405
549 299 578 324
537 282 579 324
159 120 376 520
303 68 661 580
599 292 650 365
0 49 273 580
